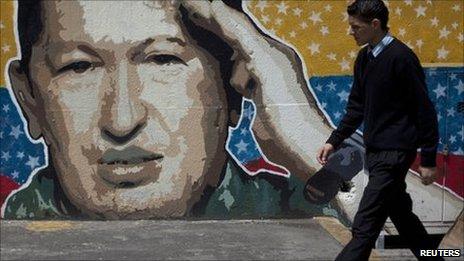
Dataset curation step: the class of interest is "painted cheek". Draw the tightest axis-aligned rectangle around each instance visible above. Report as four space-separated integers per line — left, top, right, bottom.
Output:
55 71 105 137
137 65 196 132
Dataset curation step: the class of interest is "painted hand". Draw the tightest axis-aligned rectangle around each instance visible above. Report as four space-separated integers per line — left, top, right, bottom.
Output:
181 0 333 181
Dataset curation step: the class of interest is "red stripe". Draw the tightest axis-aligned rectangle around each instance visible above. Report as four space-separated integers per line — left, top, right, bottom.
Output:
0 174 20 209
244 158 289 175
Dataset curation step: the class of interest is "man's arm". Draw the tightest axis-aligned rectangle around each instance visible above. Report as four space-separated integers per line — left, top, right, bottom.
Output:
402 54 439 168
326 60 365 150
400 53 439 185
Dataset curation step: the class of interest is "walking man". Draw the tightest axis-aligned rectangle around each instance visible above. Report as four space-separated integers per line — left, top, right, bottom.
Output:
317 0 441 260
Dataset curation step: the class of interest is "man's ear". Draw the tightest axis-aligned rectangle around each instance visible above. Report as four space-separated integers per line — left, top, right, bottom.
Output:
371 18 381 30
8 60 43 139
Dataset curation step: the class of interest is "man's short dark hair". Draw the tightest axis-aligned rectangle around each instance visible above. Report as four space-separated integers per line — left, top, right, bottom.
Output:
347 0 389 31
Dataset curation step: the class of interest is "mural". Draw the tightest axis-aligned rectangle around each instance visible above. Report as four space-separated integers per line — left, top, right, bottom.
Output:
0 0 462 221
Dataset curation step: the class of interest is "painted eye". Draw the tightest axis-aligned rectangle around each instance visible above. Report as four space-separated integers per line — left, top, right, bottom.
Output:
58 61 94 74
146 54 185 66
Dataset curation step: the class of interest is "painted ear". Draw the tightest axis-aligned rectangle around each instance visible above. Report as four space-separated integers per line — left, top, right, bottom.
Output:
8 60 43 139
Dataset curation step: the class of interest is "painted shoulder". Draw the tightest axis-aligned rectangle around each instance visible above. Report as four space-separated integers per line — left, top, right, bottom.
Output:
3 169 66 219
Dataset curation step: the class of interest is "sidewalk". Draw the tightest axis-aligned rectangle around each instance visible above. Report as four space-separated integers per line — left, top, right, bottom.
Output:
0 218 416 260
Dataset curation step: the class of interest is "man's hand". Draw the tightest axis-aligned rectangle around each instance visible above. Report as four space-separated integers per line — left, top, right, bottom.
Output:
419 166 437 185
317 143 334 165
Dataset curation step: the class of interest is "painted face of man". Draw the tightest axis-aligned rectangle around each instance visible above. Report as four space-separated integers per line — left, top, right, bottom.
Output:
15 0 229 219
348 15 377 46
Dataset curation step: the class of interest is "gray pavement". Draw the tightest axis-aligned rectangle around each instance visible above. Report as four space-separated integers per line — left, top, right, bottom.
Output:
1 219 343 260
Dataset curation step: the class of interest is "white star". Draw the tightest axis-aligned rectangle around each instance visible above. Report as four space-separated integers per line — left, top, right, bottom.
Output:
454 80 464 95
276 2 289 14
337 90 350 102
289 31 296 38
307 42 320 56
342 12 348 22
0 21 4 29
414 5 427 18
458 126 464 141
454 148 464 155
433 84 446 99
2 104 10 112
1 151 11 161
320 25 329 36
338 58 350 71
334 112 342 119
320 102 327 109
451 22 459 30
267 28 276 36
404 0 413 6
293 7 302 17
437 113 442 122
315 84 323 92
327 53 337 61
17 151 25 159
450 74 457 81
300 21 308 29
395 7 402 16
26 156 40 170
309 11 322 25
439 26 450 39
261 15 270 24
430 17 439 27
242 106 253 120
324 4 332 12
348 50 357 59
447 108 455 117
255 0 268 12
416 39 424 50
437 46 449 60
398 28 406 37
425 0 433 5
240 127 248 135
0 131 3 139
458 33 464 43
275 18 283 26
452 4 461 12
449 135 457 144
235 139 248 154
11 171 19 179
9 125 24 139
327 81 337 91
1 44 10 53
406 41 414 50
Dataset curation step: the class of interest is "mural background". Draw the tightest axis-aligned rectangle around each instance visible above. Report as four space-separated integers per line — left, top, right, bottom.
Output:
0 0 463 217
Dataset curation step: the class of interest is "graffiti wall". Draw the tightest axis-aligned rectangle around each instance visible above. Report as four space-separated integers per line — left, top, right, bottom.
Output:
0 0 462 221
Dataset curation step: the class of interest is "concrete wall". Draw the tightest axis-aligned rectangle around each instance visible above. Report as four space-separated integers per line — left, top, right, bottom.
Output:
0 0 462 221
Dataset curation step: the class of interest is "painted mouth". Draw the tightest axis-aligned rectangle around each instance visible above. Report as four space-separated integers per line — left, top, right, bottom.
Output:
98 146 164 188
99 147 164 165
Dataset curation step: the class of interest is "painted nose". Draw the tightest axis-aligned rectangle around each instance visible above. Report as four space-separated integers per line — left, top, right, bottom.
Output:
102 62 146 144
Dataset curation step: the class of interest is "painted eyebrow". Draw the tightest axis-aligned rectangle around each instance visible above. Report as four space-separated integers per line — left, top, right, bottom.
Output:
140 37 186 48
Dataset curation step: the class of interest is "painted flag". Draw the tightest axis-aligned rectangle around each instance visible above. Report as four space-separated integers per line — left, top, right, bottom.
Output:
226 99 290 178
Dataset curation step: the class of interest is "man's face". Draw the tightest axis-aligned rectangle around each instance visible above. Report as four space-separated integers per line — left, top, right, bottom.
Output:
22 1 229 218
348 15 376 46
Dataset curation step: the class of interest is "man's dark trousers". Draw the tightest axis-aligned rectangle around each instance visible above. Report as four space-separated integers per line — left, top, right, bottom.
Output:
336 149 438 261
